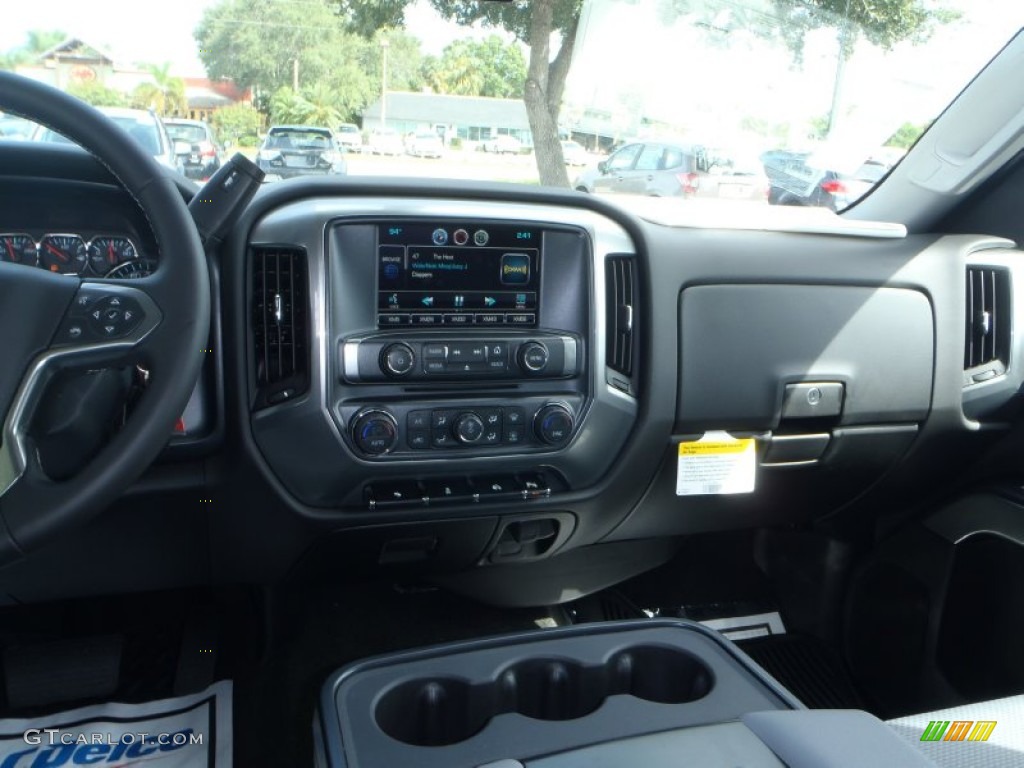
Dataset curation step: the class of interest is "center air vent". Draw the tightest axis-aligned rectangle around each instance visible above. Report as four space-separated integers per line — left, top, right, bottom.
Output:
964 265 1010 378
606 255 636 381
252 247 309 408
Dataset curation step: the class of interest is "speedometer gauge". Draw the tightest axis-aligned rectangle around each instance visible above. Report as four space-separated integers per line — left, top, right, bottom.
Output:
39 234 87 274
88 236 137 275
0 234 37 266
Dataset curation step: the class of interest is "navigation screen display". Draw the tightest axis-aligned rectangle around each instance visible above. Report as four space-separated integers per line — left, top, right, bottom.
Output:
377 222 540 327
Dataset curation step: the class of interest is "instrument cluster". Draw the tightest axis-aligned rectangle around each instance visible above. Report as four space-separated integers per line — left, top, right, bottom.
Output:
0 232 155 278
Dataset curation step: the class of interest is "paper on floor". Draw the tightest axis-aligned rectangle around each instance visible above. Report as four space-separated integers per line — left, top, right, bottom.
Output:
0 680 231 767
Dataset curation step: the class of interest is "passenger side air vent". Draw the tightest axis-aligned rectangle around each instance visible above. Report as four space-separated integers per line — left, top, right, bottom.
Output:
606 255 636 383
252 247 309 408
964 266 1010 382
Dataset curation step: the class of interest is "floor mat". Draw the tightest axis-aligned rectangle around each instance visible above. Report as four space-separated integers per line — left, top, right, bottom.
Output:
737 634 864 710
0 680 232 767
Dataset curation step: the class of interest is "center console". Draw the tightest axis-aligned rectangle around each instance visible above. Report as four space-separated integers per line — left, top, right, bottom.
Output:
314 620 933 768
246 199 639 514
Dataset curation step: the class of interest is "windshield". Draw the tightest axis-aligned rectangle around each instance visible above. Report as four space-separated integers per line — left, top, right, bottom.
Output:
2 0 1021 213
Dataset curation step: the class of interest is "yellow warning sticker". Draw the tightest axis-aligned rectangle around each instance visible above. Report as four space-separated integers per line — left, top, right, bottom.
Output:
676 431 756 496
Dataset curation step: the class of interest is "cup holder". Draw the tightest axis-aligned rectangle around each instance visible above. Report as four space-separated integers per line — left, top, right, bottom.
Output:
375 678 493 747
374 645 714 746
608 645 713 704
498 658 606 721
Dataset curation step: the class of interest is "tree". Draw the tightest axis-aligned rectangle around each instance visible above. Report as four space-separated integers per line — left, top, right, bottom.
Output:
0 28 66 70
67 81 128 108
427 36 526 98
339 0 581 186
132 62 187 116
196 0 405 123
885 120 930 150
211 102 262 144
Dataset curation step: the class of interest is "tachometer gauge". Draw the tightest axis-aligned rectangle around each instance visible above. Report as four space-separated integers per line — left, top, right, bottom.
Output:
39 234 88 274
88 236 137 275
103 258 157 279
0 234 37 266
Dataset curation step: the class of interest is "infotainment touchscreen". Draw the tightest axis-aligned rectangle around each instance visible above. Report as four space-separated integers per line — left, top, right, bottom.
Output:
376 221 540 327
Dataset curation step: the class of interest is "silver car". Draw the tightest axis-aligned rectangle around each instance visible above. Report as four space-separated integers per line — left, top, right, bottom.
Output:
32 107 186 174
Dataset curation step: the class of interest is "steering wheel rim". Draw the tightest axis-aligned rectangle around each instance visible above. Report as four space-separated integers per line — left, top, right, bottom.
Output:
0 72 210 565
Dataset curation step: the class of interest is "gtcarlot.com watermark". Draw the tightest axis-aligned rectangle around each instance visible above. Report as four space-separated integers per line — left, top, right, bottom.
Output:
24 729 202 747
1 728 203 766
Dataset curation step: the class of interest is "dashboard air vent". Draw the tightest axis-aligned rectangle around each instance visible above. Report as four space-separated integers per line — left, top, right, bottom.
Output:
606 255 636 378
964 266 1010 374
252 247 309 408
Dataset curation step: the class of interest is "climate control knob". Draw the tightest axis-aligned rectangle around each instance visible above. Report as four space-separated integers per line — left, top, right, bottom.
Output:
453 412 485 444
381 343 415 376
518 341 549 373
351 409 398 455
534 404 574 446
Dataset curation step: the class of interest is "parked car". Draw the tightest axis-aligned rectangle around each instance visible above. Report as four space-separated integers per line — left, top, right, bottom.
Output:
163 118 224 181
483 134 523 154
335 122 363 152
405 130 443 159
256 125 347 180
575 140 768 201
0 114 35 140
366 127 404 156
760 149 892 210
31 106 186 173
561 139 589 166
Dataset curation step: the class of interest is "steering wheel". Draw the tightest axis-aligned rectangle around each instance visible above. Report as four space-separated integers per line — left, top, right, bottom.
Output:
0 73 210 565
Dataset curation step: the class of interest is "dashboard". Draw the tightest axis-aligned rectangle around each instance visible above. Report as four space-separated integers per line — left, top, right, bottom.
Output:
5 139 1024 608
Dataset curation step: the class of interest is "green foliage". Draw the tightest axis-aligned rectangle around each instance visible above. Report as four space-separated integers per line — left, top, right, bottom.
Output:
427 36 526 98
425 0 583 43
0 28 66 70
66 81 128 107
131 62 187 116
196 0 414 123
211 102 262 143
885 120 930 149
661 0 958 60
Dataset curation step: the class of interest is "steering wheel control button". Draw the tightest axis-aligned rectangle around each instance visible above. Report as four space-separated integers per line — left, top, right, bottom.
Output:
453 413 485 444
84 295 145 338
381 343 415 376
519 342 550 373
534 404 574 446
351 410 398 455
